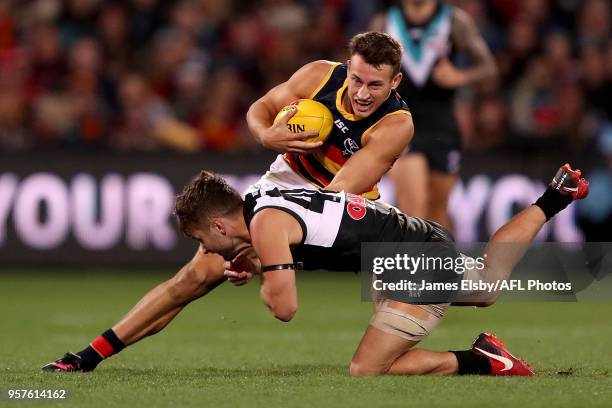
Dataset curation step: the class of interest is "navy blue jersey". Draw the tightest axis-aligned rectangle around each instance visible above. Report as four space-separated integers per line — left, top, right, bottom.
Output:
284 63 412 200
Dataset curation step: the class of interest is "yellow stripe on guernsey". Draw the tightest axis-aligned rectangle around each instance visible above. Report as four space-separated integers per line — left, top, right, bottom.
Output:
309 151 379 200
335 79 362 121
309 62 342 99
360 109 412 146
313 150 342 173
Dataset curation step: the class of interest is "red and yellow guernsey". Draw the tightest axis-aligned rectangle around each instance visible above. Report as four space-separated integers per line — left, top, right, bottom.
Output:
284 63 412 200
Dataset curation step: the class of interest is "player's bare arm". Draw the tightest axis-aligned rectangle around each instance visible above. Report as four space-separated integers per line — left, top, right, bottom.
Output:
247 60 337 154
250 208 303 322
434 8 497 88
112 245 227 345
326 113 414 194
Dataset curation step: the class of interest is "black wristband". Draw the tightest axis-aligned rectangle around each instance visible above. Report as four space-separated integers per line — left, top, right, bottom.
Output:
262 262 304 272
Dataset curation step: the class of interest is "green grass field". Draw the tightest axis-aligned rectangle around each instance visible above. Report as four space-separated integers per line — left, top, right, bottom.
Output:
1 269 611 408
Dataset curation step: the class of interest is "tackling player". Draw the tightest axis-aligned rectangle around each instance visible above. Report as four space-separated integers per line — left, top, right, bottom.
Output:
42 32 415 372
167 163 587 377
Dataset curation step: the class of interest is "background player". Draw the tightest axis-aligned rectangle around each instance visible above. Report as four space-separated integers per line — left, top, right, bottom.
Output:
42 32 415 372
165 163 587 377
372 0 497 229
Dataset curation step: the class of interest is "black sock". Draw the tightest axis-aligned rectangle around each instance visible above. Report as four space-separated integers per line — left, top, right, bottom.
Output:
533 188 573 221
451 350 491 375
76 346 103 370
77 329 126 370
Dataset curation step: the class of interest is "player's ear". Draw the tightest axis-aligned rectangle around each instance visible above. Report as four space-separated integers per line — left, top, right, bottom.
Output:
391 71 402 90
211 219 226 235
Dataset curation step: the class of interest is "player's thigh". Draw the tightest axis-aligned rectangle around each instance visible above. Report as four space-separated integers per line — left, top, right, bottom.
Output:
390 153 429 216
428 171 458 209
243 154 317 196
351 301 447 375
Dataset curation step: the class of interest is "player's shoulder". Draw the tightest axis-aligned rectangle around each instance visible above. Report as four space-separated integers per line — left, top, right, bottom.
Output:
378 110 413 135
364 108 413 147
294 60 341 80
288 60 346 98
287 60 342 98
377 93 413 128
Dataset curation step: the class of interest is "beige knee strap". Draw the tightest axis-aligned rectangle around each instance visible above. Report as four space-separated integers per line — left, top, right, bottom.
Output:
369 302 447 342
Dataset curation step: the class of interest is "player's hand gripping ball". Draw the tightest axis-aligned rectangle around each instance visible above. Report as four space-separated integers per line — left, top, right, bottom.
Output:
274 99 333 143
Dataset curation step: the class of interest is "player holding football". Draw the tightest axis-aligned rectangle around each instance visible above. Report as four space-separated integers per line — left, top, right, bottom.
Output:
171 163 587 376
42 32 415 372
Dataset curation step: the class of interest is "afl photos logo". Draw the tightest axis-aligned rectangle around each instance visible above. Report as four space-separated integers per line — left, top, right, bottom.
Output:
346 193 367 221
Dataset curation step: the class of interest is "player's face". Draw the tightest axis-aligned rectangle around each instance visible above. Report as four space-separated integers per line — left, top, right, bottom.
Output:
346 54 402 118
191 221 247 261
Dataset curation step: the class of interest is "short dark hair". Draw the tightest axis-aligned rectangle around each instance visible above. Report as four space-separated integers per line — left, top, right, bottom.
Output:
349 31 403 76
174 171 243 236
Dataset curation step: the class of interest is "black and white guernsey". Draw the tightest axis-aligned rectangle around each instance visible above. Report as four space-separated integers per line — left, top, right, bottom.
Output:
243 188 455 272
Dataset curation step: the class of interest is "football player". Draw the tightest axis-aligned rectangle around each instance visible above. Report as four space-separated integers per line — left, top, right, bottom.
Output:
42 32 415 372
131 164 585 376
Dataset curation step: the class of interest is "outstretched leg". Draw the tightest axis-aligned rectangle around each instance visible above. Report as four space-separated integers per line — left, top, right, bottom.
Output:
42 247 227 372
457 164 589 305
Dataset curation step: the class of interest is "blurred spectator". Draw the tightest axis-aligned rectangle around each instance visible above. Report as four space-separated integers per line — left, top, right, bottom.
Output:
111 73 165 151
510 56 560 140
0 47 30 150
65 38 108 146
0 0 16 51
543 30 576 84
577 0 610 48
27 24 66 94
57 0 100 47
97 3 130 81
581 44 612 120
460 95 507 150
0 0 609 154
112 73 199 151
195 69 244 151
498 14 538 84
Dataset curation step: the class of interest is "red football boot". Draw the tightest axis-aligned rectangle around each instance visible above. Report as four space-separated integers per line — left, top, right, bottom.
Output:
550 163 589 200
42 352 90 372
471 333 536 376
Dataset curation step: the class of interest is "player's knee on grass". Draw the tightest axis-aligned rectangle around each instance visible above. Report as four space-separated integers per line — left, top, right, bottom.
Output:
349 360 386 377
349 302 448 377
369 301 447 342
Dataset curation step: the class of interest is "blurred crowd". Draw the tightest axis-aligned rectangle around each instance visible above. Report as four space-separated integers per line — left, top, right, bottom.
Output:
0 0 610 158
